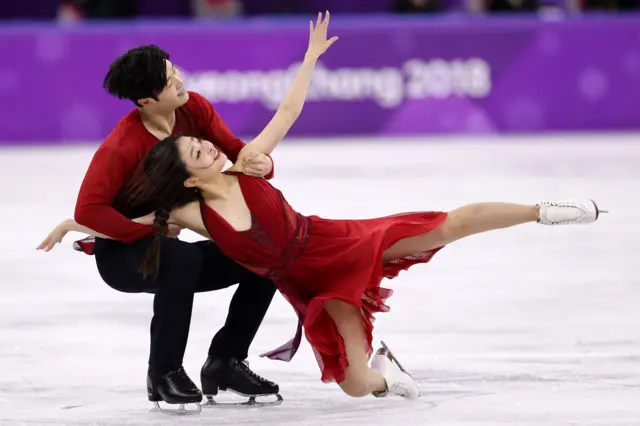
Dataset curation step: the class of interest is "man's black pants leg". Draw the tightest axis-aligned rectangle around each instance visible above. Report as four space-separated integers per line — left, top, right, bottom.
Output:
94 237 276 375
192 241 277 361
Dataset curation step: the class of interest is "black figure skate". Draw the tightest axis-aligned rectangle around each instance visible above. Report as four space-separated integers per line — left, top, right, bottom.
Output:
147 366 203 415
200 357 283 407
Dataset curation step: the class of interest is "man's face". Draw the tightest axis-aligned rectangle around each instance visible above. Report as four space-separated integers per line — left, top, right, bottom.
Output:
143 59 189 110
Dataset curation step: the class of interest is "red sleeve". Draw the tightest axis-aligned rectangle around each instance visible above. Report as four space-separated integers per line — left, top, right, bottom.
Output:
190 91 274 180
74 145 154 243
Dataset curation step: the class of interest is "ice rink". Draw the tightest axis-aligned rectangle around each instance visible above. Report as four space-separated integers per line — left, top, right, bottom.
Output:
1 135 639 425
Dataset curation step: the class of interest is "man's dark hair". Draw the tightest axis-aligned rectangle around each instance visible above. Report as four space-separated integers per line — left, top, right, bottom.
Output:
103 45 170 107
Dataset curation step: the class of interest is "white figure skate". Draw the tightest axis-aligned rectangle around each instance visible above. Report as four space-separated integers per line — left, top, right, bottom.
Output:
370 341 420 400
537 198 607 225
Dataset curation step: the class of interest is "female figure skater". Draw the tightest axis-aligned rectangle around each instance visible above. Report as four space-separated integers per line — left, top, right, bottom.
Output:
40 11 604 400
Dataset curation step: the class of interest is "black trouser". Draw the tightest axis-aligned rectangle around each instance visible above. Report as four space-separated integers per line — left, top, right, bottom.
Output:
93 237 276 376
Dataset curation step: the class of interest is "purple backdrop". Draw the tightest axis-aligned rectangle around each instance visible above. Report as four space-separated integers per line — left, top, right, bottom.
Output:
0 0 392 19
1 15 640 143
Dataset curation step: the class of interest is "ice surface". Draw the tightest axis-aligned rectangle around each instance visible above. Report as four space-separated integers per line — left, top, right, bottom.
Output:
0 135 639 425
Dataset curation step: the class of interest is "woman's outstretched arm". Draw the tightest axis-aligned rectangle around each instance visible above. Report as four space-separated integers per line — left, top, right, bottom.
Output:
231 11 338 170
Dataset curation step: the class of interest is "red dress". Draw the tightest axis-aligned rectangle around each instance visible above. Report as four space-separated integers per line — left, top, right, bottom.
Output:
200 172 448 384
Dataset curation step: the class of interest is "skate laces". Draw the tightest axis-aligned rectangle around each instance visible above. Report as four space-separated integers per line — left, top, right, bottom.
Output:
168 367 199 391
538 201 589 225
237 360 273 385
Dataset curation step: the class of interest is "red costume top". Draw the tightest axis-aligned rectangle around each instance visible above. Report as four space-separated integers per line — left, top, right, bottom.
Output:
74 91 272 244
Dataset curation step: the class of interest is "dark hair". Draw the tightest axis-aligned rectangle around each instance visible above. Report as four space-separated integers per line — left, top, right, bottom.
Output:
103 45 170 107
131 134 202 280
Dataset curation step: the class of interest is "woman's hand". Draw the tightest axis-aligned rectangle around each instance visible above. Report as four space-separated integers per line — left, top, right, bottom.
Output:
306 11 339 60
37 219 73 252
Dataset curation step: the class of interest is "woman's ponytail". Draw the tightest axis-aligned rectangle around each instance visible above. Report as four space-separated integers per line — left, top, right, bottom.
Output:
139 207 170 281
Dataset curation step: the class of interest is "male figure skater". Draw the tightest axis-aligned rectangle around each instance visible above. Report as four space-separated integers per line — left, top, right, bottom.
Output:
74 45 281 412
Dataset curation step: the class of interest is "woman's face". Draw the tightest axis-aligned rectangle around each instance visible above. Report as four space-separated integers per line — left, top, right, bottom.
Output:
177 136 228 184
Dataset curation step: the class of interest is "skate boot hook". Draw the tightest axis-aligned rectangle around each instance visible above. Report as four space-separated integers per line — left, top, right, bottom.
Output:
201 357 284 408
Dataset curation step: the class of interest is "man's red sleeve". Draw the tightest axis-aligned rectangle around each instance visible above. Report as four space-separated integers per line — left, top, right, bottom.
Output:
74 145 154 243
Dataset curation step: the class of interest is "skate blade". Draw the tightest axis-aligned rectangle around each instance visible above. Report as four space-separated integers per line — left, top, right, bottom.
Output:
379 340 422 399
380 340 408 373
203 390 283 408
149 401 202 415
590 199 609 217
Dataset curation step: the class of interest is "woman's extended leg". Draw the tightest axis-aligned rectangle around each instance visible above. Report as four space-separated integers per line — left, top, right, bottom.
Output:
383 198 601 261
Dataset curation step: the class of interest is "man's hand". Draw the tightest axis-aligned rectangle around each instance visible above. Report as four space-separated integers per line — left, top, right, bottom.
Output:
242 152 273 178
167 224 183 238
133 212 182 238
